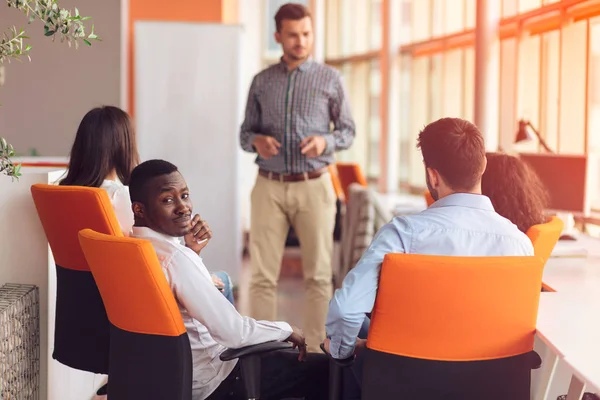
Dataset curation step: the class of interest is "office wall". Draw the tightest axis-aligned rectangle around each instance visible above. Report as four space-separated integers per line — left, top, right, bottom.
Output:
238 2 263 232
128 0 223 113
0 0 122 157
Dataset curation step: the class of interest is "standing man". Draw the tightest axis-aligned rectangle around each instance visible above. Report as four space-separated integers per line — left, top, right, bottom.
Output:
240 2 355 352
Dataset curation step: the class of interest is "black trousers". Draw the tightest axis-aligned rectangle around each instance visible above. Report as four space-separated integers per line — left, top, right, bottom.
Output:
206 350 329 400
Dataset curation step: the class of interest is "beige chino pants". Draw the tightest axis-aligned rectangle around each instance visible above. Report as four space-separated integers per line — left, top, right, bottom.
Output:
249 172 336 353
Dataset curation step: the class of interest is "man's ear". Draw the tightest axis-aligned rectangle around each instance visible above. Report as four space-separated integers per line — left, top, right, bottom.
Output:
426 167 440 188
132 202 145 220
481 154 488 175
274 31 282 44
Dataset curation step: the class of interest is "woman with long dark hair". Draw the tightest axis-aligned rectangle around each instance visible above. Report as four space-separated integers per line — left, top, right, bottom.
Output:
60 106 139 234
482 152 549 233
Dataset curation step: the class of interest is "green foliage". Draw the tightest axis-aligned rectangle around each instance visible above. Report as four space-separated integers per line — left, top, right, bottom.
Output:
0 137 21 180
0 0 99 179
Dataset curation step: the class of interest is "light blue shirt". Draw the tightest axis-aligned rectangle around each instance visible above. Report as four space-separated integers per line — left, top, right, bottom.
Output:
325 193 534 359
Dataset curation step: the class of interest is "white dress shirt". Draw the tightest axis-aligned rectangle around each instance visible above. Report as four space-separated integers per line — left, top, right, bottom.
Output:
100 179 133 236
131 227 293 399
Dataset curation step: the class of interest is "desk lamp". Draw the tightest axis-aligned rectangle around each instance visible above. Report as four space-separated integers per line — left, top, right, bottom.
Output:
515 119 554 153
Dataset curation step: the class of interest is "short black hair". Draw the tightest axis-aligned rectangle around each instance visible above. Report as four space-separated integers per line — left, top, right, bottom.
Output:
129 159 178 204
417 118 485 190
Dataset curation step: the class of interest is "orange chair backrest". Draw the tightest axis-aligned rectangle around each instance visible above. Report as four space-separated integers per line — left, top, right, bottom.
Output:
526 216 564 265
336 162 368 201
424 190 435 207
367 253 544 361
328 164 345 201
31 184 123 271
78 229 186 337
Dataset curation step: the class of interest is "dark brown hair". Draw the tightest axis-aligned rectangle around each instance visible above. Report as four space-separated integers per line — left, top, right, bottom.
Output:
60 106 139 187
417 117 486 190
482 152 549 233
275 3 312 32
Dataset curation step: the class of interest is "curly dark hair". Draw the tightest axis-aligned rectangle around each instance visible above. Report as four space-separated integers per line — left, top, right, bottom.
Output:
482 152 549 233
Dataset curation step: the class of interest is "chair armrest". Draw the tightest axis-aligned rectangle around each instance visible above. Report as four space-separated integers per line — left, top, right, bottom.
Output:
529 350 542 370
319 343 355 367
220 341 292 361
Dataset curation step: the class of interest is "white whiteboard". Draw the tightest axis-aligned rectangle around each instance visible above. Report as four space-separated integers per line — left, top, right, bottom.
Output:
135 21 243 279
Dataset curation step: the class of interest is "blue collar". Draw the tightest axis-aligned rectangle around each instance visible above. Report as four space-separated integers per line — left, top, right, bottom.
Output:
429 193 495 211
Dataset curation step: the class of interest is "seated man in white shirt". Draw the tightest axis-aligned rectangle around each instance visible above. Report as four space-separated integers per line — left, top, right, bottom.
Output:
128 159 328 400
325 118 535 399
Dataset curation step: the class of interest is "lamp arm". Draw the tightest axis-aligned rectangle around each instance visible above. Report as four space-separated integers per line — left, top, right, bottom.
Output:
526 122 553 153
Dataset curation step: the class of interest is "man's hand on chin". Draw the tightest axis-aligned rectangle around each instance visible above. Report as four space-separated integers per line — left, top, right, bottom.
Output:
184 214 212 254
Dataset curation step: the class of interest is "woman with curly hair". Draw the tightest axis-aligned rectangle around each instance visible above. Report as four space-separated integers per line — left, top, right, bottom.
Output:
482 152 549 233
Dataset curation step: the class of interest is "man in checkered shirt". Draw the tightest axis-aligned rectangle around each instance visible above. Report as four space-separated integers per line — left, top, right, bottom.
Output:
239 3 355 352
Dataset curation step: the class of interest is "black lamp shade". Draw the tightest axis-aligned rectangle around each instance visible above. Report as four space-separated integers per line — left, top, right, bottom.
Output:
515 120 532 144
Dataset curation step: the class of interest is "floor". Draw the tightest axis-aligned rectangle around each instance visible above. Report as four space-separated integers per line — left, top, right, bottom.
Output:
236 247 307 327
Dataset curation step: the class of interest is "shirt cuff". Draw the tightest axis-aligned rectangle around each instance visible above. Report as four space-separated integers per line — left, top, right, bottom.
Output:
244 134 258 153
329 335 355 359
274 322 293 341
323 134 336 155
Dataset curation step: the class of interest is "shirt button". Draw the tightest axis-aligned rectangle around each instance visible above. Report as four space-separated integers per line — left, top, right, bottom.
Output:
235 376 240 380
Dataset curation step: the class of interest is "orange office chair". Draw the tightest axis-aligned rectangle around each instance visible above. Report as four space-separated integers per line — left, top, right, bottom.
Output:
335 162 368 202
79 229 291 400
362 254 544 400
526 216 564 265
78 229 192 399
424 190 435 207
30 184 123 374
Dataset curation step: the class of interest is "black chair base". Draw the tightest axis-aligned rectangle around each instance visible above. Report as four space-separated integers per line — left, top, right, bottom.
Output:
108 325 192 400
53 265 110 374
319 343 355 400
220 341 293 400
362 349 540 400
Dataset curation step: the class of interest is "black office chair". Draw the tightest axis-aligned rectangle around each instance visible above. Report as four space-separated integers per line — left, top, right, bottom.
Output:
221 342 293 400
320 343 354 400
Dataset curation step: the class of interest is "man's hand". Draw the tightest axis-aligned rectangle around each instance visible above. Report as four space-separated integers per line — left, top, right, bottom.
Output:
253 135 281 160
300 136 327 158
354 338 367 354
323 337 331 354
211 274 225 292
286 326 307 362
184 215 212 254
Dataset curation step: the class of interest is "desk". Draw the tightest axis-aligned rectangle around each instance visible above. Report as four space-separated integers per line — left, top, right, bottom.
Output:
542 236 600 293
537 291 600 399
536 237 600 399
0 167 105 400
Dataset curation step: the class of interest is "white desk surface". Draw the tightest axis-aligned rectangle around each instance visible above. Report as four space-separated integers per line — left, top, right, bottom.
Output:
542 235 600 293
538 291 600 393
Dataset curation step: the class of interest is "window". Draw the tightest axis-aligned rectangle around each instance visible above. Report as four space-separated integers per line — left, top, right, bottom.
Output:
588 19 600 210
540 31 560 152
327 0 600 203
514 35 541 153
559 21 587 154
368 60 381 177
326 0 382 179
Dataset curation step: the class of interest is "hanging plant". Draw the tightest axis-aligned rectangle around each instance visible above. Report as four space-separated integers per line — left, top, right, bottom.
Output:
1 0 100 180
